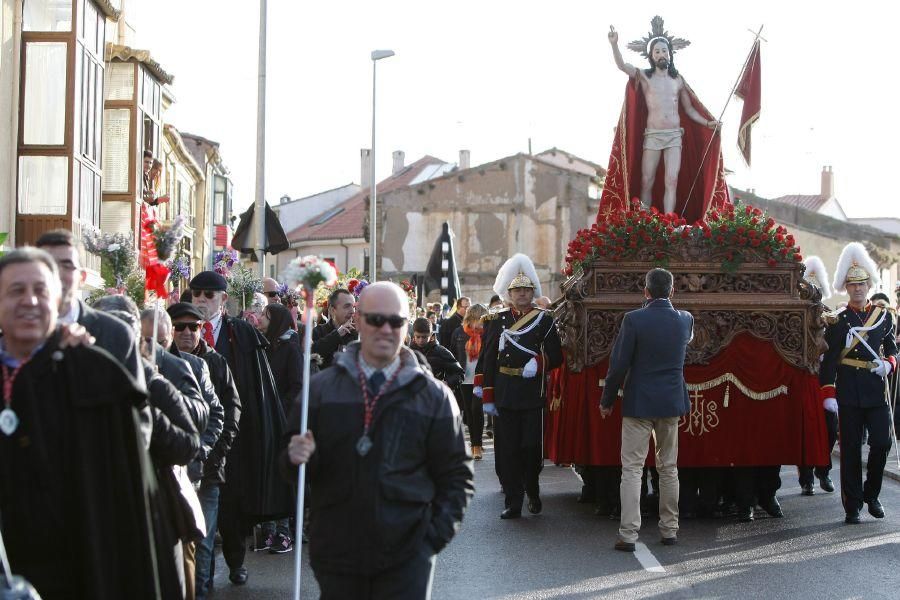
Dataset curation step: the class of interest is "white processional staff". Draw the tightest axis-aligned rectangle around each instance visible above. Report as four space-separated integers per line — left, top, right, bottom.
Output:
285 256 338 600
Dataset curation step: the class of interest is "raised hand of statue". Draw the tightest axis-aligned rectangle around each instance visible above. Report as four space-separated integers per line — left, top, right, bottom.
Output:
608 26 618 45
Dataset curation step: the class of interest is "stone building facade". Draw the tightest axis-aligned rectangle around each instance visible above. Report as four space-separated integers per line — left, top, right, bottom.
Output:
377 149 604 302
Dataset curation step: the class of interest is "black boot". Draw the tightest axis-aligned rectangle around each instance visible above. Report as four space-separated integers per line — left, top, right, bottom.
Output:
759 496 783 518
866 498 885 519
500 507 522 519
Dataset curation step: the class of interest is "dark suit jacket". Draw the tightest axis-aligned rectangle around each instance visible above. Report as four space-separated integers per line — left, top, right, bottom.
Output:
600 298 693 418
171 346 225 477
77 299 144 386
152 344 207 429
78 299 152 447
438 313 463 349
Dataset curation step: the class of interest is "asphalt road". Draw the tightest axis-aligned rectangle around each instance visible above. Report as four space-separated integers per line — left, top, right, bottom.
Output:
211 439 900 599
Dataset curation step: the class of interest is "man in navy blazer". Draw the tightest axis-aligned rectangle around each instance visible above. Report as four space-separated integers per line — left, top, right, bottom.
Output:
600 268 693 552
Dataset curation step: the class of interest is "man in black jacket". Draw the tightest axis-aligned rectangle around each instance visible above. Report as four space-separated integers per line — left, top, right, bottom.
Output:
410 317 464 388
143 306 224 469
148 306 225 599
36 229 151 446
140 308 211 438
168 301 241 599
94 293 205 595
438 296 469 349
285 282 473 600
0 248 174 599
312 287 358 368
189 271 291 586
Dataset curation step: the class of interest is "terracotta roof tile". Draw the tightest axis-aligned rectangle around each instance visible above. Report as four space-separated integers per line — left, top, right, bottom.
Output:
287 156 446 242
769 194 830 212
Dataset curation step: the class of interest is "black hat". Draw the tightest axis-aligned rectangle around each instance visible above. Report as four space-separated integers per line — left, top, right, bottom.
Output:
167 302 204 321
189 271 228 291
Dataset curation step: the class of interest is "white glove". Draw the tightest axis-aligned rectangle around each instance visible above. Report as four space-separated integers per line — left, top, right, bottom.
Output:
483 402 499 417
870 358 893 378
823 397 838 414
522 358 538 379
473 386 483 399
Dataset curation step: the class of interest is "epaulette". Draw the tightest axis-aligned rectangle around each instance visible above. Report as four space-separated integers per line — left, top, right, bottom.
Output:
874 300 896 317
482 308 509 322
823 307 845 326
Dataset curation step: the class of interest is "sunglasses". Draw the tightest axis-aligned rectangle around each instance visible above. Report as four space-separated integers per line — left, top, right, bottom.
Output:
191 289 218 299
360 312 407 329
173 322 201 332
265 291 280 298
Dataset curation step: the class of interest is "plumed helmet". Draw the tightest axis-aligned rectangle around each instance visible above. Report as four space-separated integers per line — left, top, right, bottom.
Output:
493 253 542 301
833 242 880 294
803 255 832 300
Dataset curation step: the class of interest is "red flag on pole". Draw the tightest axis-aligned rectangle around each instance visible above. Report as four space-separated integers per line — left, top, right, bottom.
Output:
736 40 761 166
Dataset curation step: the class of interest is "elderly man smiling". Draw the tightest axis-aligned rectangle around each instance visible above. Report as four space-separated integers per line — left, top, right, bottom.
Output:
0 247 169 597
285 281 473 600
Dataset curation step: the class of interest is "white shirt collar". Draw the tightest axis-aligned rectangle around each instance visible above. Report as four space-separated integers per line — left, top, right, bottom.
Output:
207 312 223 343
359 354 401 383
58 300 80 326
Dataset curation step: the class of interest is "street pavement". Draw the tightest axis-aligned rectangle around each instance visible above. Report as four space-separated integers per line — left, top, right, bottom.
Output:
211 438 900 599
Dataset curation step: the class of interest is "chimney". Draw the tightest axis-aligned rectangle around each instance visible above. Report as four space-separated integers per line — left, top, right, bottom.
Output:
279 194 290 204
821 165 834 198
361 149 372 188
459 150 470 170
392 150 405 175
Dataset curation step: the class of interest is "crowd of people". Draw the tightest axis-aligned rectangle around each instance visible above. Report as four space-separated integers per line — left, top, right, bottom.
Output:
1 227 898 598
0 229 551 599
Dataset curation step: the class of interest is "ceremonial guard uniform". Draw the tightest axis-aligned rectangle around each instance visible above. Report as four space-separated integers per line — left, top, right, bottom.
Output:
820 243 898 524
475 254 563 519
798 256 839 495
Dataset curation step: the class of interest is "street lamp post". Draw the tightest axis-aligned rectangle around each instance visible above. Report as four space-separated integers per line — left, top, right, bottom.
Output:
254 0 268 277
369 49 394 282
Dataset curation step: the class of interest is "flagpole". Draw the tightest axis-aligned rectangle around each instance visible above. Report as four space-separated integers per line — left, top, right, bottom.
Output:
679 25 764 217
254 0 268 278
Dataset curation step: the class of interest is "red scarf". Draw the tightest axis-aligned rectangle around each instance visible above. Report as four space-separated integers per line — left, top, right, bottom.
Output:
463 324 482 361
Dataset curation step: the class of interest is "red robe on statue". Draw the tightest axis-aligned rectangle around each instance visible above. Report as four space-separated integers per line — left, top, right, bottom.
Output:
598 76 730 223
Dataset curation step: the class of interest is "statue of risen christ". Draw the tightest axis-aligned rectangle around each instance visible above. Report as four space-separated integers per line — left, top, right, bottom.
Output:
608 26 720 214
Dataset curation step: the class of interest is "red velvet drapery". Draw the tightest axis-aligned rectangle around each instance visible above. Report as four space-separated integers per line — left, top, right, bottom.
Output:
545 333 828 467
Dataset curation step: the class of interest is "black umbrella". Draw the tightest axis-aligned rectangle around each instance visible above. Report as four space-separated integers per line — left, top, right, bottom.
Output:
423 222 461 308
230 203 289 255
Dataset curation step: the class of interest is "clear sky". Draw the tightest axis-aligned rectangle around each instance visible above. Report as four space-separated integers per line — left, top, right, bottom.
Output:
133 0 899 219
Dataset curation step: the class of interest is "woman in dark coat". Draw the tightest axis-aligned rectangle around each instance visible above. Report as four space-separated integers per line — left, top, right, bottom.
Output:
261 303 305 414
256 303 316 553
451 304 489 460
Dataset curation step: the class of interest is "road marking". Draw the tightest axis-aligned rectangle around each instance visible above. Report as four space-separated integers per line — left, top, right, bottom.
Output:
634 542 666 573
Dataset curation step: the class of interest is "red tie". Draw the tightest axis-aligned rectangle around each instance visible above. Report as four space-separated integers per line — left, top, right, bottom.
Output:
202 322 215 348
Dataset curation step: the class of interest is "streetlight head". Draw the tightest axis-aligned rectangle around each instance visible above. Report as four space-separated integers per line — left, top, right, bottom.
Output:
371 49 395 61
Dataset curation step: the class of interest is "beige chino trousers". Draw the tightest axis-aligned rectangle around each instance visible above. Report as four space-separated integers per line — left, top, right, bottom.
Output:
619 416 680 543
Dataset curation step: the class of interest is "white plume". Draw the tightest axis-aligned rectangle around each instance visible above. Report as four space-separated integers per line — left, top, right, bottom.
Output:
803 255 832 300
832 242 880 294
493 253 542 301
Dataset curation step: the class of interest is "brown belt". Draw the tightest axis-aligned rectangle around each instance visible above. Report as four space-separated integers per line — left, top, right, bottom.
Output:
499 366 524 377
841 358 877 370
